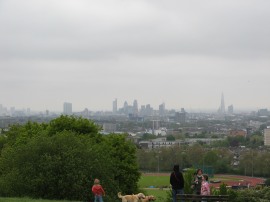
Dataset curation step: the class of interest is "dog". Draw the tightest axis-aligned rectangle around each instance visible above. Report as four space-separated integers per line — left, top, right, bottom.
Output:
118 192 145 202
140 195 156 202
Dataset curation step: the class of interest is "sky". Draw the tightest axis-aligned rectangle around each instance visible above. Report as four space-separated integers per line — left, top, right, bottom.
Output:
1 0 270 112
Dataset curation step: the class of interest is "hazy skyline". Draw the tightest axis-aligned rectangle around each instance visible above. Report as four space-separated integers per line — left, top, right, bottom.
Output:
1 0 270 111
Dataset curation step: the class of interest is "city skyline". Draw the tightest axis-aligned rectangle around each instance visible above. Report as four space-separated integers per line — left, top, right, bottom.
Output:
1 0 270 111
0 95 268 114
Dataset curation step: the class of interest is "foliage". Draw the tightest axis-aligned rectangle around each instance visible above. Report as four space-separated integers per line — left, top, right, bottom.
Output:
219 183 228 195
265 178 270 186
211 186 270 202
166 135 175 141
183 168 196 194
0 116 140 201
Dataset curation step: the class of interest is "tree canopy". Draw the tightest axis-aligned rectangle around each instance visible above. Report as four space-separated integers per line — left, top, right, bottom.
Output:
0 116 140 201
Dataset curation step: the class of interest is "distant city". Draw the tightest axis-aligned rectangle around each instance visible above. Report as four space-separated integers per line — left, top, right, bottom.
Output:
0 93 268 117
1 93 270 149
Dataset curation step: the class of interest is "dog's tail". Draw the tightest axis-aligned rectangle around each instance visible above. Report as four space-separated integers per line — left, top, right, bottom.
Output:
118 192 123 199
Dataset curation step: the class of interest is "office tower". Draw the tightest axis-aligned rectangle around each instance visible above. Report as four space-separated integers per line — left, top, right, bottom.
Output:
264 128 270 146
122 101 128 115
159 102 165 116
145 104 153 116
133 99 138 115
113 99 118 114
63 102 72 115
228 105 234 114
175 111 186 123
218 92 226 114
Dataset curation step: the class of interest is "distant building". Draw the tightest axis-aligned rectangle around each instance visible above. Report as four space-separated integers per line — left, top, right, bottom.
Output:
159 103 165 116
175 109 186 123
145 104 153 116
63 102 72 115
264 128 270 146
112 99 117 114
228 105 234 114
218 92 226 114
102 123 117 133
133 99 139 116
258 109 269 117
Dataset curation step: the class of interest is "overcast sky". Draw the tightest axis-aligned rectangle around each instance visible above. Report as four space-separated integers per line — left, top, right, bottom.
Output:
1 0 270 112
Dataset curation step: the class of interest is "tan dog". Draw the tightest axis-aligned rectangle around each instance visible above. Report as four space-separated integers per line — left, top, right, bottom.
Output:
140 195 156 202
118 192 145 202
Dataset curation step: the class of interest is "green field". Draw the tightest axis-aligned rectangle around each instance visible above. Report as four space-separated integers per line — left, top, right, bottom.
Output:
143 189 169 202
139 174 171 202
139 174 170 188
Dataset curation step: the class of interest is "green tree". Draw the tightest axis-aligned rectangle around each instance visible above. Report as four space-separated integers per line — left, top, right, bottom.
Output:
0 116 140 201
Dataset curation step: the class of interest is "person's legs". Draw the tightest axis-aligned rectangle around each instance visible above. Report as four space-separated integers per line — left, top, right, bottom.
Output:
99 196 104 202
172 189 177 202
176 189 184 202
95 195 103 202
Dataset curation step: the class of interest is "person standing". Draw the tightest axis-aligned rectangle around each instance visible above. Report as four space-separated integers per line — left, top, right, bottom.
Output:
191 169 203 196
201 174 210 202
92 178 105 202
170 164 185 202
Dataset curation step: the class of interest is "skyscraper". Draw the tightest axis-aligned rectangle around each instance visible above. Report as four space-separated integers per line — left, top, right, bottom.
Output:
133 99 138 115
113 98 117 114
218 92 226 114
63 102 72 115
159 102 165 116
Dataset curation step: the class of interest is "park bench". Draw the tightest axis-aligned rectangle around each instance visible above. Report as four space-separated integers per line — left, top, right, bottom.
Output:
176 194 229 201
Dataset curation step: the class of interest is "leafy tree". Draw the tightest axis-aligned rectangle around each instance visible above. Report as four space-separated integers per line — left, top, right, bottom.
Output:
103 134 141 194
0 116 140 201
166 135 175 141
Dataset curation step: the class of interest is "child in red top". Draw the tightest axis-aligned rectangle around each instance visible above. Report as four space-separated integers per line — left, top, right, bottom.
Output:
92 179 105 202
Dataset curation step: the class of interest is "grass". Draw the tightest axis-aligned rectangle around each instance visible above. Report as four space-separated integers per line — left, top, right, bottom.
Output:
143 189 169 202
139 175 170 188
139 174 171 202
0 198 78 202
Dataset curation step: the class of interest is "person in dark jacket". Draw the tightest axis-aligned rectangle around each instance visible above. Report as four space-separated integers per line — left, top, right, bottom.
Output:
191 168 203 196
170 164 184 202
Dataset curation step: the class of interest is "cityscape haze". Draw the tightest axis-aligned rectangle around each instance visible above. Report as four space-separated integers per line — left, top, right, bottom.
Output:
1 0 270 112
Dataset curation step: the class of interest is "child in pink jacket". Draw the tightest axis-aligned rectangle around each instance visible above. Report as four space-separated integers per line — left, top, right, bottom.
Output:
201 174 210 201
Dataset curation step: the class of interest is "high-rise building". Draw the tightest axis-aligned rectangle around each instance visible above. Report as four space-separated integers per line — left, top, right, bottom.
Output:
63 102 72 115
133 99 138 115
175 109 186 123
113 99 118 114
218 92 226 114
264 128 270 146
159 102 165 116
123 101 128 115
